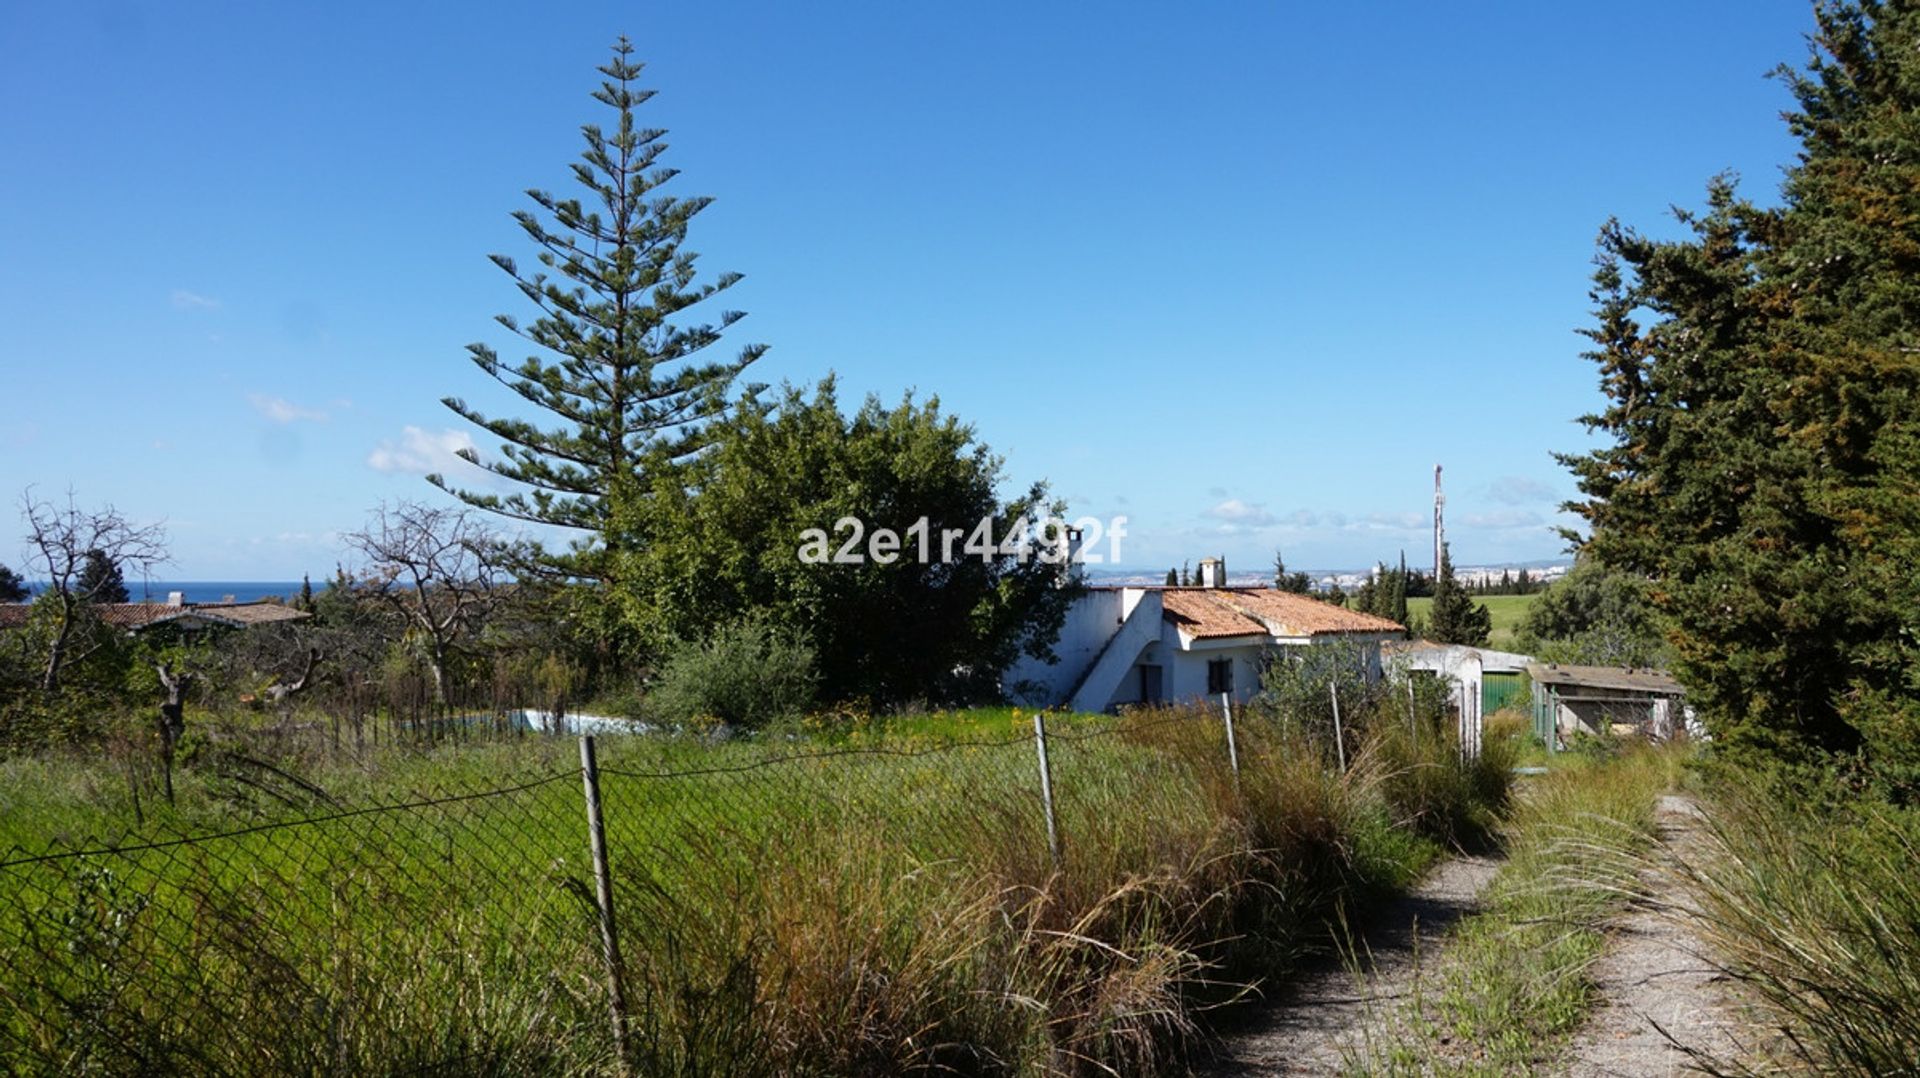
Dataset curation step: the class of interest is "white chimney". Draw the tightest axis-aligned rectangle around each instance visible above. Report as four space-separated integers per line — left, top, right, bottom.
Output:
1197 556 1226 589
1061 525 1085 583
166 591 186 607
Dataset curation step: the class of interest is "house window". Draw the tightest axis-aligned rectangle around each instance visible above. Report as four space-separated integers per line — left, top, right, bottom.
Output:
1206 658 1233 695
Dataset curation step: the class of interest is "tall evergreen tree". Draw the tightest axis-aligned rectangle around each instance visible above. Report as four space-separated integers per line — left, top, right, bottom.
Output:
77 549 129 603
1389 551 1409 626
433 38 765 583
1272 547 1311 593
1559 1 1920 765
1427 543 1492 647
1164 567 1178 586
1354 562 1385 616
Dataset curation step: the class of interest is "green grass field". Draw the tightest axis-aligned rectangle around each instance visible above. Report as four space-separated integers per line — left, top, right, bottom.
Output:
1405 592 1538 649
0 703 1514 1076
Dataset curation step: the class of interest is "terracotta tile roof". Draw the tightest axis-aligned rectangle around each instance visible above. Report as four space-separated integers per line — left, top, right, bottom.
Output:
0 601 308 631
1160 589 1268 639
183 601 309 628
1221 589 1406 637
1160 587 1404 640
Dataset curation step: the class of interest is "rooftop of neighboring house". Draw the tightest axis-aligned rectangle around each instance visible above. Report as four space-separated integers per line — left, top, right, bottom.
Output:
0 599 310 632
1156 586 1405 641
1525 662 1685 696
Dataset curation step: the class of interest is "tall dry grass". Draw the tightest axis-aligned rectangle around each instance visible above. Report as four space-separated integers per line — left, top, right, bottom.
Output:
1 703 1512 1076
1677 782 1920 1075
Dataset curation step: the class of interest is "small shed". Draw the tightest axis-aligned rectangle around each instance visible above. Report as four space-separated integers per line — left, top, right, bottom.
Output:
1384 641 1535 716
1526 663 1686 750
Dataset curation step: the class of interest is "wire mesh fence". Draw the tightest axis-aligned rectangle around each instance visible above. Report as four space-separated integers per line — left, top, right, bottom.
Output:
0 700 1469 1075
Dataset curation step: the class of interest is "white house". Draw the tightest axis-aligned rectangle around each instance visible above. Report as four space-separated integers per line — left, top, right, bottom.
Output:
1004 559 1406 712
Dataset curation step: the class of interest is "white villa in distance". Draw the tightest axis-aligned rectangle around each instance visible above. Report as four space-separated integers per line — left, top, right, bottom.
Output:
1003 557 1407 712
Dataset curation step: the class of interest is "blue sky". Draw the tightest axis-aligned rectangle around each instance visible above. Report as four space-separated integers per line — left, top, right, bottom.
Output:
1 1 1815 579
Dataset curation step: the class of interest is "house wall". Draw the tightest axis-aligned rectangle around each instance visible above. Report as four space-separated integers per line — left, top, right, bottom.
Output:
1156 637 1386 708
1002 588 1127 705
1164 641 1263 705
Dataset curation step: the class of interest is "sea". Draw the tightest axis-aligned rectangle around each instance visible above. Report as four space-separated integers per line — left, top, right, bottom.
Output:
122 582 308 604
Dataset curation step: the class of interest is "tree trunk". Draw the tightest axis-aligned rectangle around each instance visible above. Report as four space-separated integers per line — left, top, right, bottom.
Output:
155 662 192 806
429 648 448 706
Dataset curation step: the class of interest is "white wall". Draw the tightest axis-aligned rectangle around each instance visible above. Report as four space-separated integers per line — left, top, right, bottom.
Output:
1002 588 1126 704
1164 640 1264 705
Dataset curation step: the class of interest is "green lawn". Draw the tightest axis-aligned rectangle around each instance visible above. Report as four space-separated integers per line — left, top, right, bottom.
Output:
1405 592 1537 650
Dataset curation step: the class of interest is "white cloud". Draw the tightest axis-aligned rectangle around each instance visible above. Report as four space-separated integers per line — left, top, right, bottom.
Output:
1487 475 1556 506
1363 511 1425 530
1462 509 1546 530
1203 499 1278 527
248 393 329 424
368 426 481 477
170 289 220 310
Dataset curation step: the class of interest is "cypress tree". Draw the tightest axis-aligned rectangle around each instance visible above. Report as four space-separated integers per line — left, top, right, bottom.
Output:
434 38 766 582
1272 547 1310 593
1427 543 1492 647
1390 551 1409 626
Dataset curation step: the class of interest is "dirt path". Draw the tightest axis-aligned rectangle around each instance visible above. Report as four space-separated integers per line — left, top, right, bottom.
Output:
1206 853 1503 1076
1557 794 1753 1077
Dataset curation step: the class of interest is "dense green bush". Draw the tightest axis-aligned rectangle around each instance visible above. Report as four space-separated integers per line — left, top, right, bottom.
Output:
646 617 818 730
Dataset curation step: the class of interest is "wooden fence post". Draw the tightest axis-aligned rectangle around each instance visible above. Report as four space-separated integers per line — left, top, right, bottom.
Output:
1329 681 1348 773
579 735 632 1072
1032 712 1062 868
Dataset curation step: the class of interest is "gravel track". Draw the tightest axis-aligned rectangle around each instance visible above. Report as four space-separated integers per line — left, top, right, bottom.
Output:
1205 854 1503 1075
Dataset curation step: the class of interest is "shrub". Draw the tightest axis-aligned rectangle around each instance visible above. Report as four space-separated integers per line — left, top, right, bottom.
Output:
648 617 818 730
1257 637 1390 750
1369 713 1517 850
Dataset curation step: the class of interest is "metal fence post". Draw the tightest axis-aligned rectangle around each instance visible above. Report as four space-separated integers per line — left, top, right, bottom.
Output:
1218 691 1240 783
1329 681 1348 773
579 735 631 1072
1032 712 1062 868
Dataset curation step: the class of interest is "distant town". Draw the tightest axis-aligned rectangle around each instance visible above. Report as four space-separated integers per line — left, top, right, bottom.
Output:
1085 560 1572 592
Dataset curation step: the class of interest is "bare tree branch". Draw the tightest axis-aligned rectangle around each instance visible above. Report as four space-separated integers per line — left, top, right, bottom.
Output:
342 500 507 703
18 488 169 691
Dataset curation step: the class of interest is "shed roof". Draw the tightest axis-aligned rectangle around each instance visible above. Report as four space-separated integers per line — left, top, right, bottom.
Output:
1383 640 1536 674
1525 662 1685 696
